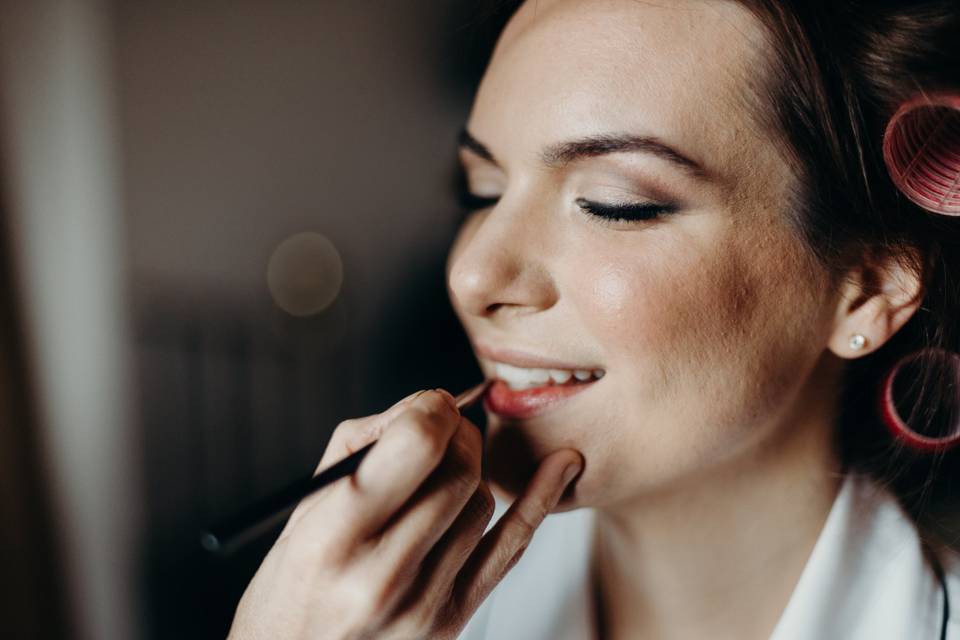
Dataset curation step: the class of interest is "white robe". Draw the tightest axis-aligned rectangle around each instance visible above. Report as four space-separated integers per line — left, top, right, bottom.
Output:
457 472 960 639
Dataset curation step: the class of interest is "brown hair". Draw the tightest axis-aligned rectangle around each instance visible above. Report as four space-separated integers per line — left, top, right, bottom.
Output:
467 0 960 541
729 0 960 544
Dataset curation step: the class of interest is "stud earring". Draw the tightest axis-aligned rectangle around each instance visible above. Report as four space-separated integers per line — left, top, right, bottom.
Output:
849 334 867 350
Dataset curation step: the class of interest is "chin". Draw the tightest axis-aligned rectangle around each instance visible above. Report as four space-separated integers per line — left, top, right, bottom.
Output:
483 416 591 513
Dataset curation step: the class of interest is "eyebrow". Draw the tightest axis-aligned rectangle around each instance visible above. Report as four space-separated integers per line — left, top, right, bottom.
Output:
458 128 708 179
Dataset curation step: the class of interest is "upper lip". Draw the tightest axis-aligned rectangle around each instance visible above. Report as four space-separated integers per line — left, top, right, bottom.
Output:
474 341 603 371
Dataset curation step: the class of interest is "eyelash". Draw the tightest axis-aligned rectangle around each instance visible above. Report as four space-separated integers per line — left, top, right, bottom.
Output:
459 192 501 211
573 197 675 223
458 192 676 224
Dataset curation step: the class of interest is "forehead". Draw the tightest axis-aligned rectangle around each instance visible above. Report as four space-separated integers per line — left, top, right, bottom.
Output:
469 0 778 188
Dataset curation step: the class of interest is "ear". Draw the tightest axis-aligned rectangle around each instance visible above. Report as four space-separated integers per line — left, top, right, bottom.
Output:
827 251 925 359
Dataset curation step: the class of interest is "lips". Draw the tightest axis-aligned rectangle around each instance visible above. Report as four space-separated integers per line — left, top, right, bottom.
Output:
475 342 601 371
474 342 604 419
484 377 598 419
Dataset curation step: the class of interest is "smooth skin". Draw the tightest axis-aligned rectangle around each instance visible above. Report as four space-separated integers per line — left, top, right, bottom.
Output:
447 0 924 638
228 388 582 640
230 0 924 638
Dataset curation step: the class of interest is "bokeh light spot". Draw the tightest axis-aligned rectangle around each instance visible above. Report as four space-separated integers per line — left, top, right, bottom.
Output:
267 232 343 316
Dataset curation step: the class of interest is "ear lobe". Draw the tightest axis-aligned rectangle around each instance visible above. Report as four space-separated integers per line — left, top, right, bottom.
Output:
827 254 925 359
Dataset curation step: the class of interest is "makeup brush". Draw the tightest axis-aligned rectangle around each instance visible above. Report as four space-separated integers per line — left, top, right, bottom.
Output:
200 380 492 555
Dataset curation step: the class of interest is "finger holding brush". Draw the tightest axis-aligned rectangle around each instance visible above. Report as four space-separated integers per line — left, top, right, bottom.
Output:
275 387 444 537
226 387 583 640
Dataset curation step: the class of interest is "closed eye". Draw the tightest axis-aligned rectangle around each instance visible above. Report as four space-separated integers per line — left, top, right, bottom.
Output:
459 191 501 211
575 198 676 223
458 190 678 224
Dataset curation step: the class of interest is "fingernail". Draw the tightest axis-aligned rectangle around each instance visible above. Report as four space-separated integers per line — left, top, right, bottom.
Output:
400 389 426 403
561 461 582 486
435 388 459 412
397 390 429 410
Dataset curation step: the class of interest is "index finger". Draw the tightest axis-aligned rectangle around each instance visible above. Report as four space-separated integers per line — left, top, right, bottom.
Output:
339 390 463 538
276 389 460 546
281 389 436 536
316 388 437 470
452 449 583 614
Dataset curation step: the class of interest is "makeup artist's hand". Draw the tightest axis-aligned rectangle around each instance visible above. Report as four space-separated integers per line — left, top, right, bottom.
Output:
226 388 583 640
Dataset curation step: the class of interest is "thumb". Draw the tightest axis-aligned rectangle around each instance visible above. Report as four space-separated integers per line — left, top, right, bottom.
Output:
452 448 584 614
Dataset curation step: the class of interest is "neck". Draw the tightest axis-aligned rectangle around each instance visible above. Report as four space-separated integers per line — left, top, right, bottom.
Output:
590 358 844 640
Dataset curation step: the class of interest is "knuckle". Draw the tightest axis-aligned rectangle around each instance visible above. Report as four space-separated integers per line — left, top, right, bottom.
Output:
448 463 481 500
288 488 363 561
441 438 482 500
411 389 457 420
390 609 436 640
397 409 450 457
282 526 342 569
341 571 401 625
343 580 386 624
449 420 483 469
464 484 496 526
333 415 383 446
333 417 361 436
324 419 364 458
509 507 539 541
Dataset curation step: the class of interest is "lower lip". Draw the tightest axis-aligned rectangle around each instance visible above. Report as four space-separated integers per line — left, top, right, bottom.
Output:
483 378 597 419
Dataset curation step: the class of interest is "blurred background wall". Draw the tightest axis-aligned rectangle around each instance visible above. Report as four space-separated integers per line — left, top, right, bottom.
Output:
119 1 507 638
1 1 508 638
1 1 138 638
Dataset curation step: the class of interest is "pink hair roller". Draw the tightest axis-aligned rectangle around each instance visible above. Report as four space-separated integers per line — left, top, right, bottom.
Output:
878 348 960 451
878 94 960 451
882 92 960 216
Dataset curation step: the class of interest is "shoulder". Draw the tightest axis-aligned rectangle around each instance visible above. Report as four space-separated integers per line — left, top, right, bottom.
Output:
772 472 953 639
849 474 960 640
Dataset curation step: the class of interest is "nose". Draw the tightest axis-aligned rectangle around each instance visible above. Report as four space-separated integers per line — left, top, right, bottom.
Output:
446 199 559 319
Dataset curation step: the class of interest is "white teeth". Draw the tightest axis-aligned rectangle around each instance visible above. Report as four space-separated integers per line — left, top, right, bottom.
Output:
529 368 551 385
494 362 546 390
494 361 604 390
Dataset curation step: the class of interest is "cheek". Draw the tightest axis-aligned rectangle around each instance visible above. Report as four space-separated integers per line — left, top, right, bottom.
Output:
586 263 638 324
570 245 753 369
572 229 823 443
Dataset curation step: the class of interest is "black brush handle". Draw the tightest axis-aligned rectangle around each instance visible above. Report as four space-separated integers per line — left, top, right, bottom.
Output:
200 380 491 555
200 441 374 555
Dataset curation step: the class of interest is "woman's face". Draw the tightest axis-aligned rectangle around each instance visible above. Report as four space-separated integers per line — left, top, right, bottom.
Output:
446 0 841 509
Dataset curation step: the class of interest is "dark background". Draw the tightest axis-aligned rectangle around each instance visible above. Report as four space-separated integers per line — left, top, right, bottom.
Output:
114 1 509 637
